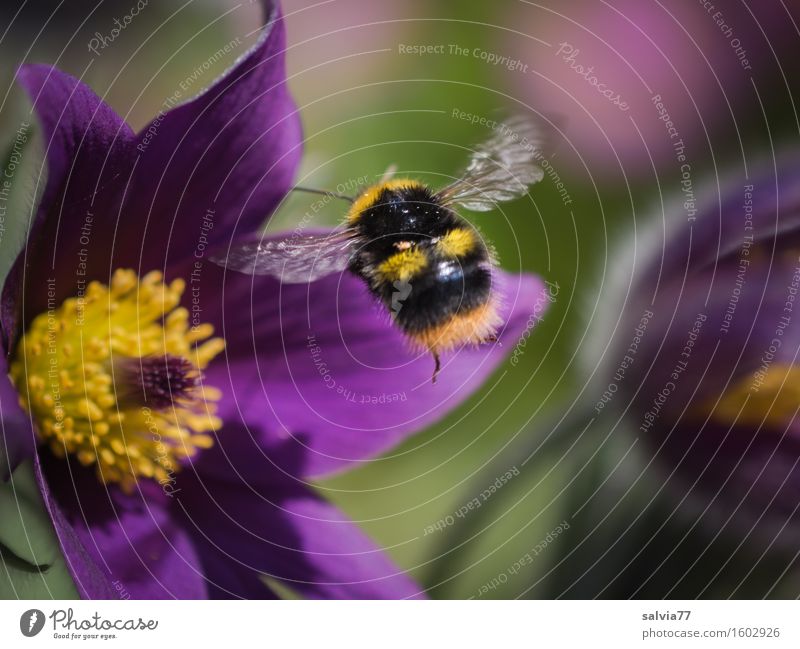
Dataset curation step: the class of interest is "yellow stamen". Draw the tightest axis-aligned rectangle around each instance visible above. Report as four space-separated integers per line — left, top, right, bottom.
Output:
710 363 800 428
9 269 225 492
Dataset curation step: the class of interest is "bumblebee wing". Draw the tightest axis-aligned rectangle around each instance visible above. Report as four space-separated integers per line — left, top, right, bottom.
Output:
211 230 355 283
435 115 546 212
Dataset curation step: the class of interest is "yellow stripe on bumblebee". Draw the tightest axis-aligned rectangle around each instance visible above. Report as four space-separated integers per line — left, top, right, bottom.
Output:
346 179 425 223
436 227 477 258
376 247 428 282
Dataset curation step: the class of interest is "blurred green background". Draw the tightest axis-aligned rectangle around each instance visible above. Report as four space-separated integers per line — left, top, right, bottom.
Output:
2 0 799 598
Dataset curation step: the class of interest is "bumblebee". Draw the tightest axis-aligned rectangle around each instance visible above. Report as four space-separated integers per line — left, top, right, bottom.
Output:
214 116 545 381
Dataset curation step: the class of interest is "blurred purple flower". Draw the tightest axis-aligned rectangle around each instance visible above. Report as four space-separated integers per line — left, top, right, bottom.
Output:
0 0 549 598
504 0 796 177
597 151 800 546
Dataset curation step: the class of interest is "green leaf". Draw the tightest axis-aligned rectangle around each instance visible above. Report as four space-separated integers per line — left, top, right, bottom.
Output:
261 576 304 600
0 107 66 598
0 116 41 291
0 460 78 599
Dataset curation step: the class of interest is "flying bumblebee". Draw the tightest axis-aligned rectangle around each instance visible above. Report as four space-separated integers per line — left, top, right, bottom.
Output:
213 116 546 381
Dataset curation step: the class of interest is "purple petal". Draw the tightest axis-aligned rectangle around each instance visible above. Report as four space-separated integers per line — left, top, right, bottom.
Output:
32 454 117 599
176 456 424 599
647 154 800 292
121 0 301 270
7 0 302 337
623 256 800 429
15 64 135 224
610 162 800 549
37 451 207 599
195 252 549 478
8 65 136 333
0 359 36 481
656 420 800 548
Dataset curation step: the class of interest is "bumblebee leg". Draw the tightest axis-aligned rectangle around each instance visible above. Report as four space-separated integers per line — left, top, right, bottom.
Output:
483 334 498 343
431 350 441 384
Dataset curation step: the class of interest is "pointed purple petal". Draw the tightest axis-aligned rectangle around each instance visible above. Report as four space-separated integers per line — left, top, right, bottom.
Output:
196 250 549 478
37 453 207 599
9 65 136 332
15 64 135 221
122 0 301 269
177 457 424 599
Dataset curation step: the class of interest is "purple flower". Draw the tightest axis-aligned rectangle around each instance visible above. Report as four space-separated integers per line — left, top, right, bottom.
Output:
0 1 549 598
595 151 800 546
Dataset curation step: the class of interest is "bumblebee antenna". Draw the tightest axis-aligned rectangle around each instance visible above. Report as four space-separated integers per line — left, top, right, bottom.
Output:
292 186 354 203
